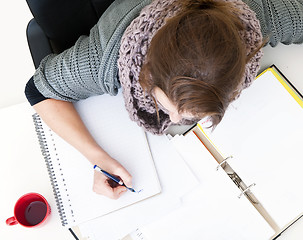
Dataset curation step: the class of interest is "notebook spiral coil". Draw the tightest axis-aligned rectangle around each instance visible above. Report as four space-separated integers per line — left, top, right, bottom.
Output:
32 113 68 226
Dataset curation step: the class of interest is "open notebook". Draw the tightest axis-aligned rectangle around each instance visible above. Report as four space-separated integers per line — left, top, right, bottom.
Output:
200 66 303 230
166 66 303 239
33 92 161 228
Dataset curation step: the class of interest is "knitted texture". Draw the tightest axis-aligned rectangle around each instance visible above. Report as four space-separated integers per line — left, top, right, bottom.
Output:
34 25 104 101
243 0 303 46
118 0 263 135
33 0 151 101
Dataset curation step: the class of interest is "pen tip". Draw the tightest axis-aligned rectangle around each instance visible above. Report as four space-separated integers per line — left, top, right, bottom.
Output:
126 187 136 192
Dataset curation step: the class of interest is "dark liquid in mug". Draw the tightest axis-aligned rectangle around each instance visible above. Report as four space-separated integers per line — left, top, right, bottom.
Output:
25 201 47 226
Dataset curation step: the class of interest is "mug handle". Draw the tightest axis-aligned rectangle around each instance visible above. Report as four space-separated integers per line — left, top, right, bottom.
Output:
6 217 18 226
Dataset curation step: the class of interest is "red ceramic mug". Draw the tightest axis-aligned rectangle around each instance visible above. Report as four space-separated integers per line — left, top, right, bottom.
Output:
6 193 51 228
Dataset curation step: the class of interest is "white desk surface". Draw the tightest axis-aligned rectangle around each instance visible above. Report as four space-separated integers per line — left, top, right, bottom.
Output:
0 103 75 240
1 7 303 237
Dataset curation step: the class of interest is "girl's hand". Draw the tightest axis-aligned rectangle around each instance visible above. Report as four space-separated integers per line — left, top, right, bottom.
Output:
92 154 132 199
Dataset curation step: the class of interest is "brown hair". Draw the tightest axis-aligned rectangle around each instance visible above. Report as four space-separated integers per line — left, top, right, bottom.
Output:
139 0 262 127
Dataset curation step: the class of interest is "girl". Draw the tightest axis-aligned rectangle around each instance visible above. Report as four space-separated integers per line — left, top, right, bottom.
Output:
25 0 303 199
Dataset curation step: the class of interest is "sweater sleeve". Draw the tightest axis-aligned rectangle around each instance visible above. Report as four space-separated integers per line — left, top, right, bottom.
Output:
243 0 303 46
33 24 113 102
32 0 151 102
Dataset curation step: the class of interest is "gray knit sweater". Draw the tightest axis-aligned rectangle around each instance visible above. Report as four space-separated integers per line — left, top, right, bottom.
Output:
34 0 303 101
33 0 303 133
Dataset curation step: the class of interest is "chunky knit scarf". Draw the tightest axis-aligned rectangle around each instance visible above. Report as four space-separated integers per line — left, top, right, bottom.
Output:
118 0 263 135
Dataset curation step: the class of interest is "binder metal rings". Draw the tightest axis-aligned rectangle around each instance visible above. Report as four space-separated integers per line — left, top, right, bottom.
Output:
216 156 233 171
238 183 256 199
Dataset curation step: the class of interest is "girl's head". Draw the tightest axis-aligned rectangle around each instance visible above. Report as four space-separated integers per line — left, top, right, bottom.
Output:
140 0 262 127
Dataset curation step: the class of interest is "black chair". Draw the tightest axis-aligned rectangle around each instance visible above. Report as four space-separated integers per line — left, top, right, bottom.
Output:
26 0 114 69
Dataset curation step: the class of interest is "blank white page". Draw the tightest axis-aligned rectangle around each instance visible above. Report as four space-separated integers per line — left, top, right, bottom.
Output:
201 69 303 229
78 134 199 240
142 132 274 240
36 92 161 227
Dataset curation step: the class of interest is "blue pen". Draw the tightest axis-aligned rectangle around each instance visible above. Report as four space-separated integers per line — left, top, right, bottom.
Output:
93 165 136 192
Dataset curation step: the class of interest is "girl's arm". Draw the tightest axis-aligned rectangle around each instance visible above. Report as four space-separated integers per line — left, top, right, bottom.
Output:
34 99 132 199
26 0 153 199
26 24 130 199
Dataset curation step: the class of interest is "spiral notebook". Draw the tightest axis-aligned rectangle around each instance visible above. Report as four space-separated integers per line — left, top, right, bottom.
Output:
168 66 303 238
32 92 161 228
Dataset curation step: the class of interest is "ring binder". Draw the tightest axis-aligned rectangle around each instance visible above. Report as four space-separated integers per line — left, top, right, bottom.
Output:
238 183 256 199
216 156 233 171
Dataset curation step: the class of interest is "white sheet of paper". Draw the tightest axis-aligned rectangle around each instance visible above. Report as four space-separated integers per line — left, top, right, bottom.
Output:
77 134 199 240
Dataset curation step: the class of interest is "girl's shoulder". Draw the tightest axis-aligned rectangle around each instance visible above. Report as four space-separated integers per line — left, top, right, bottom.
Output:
96 0 152 47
